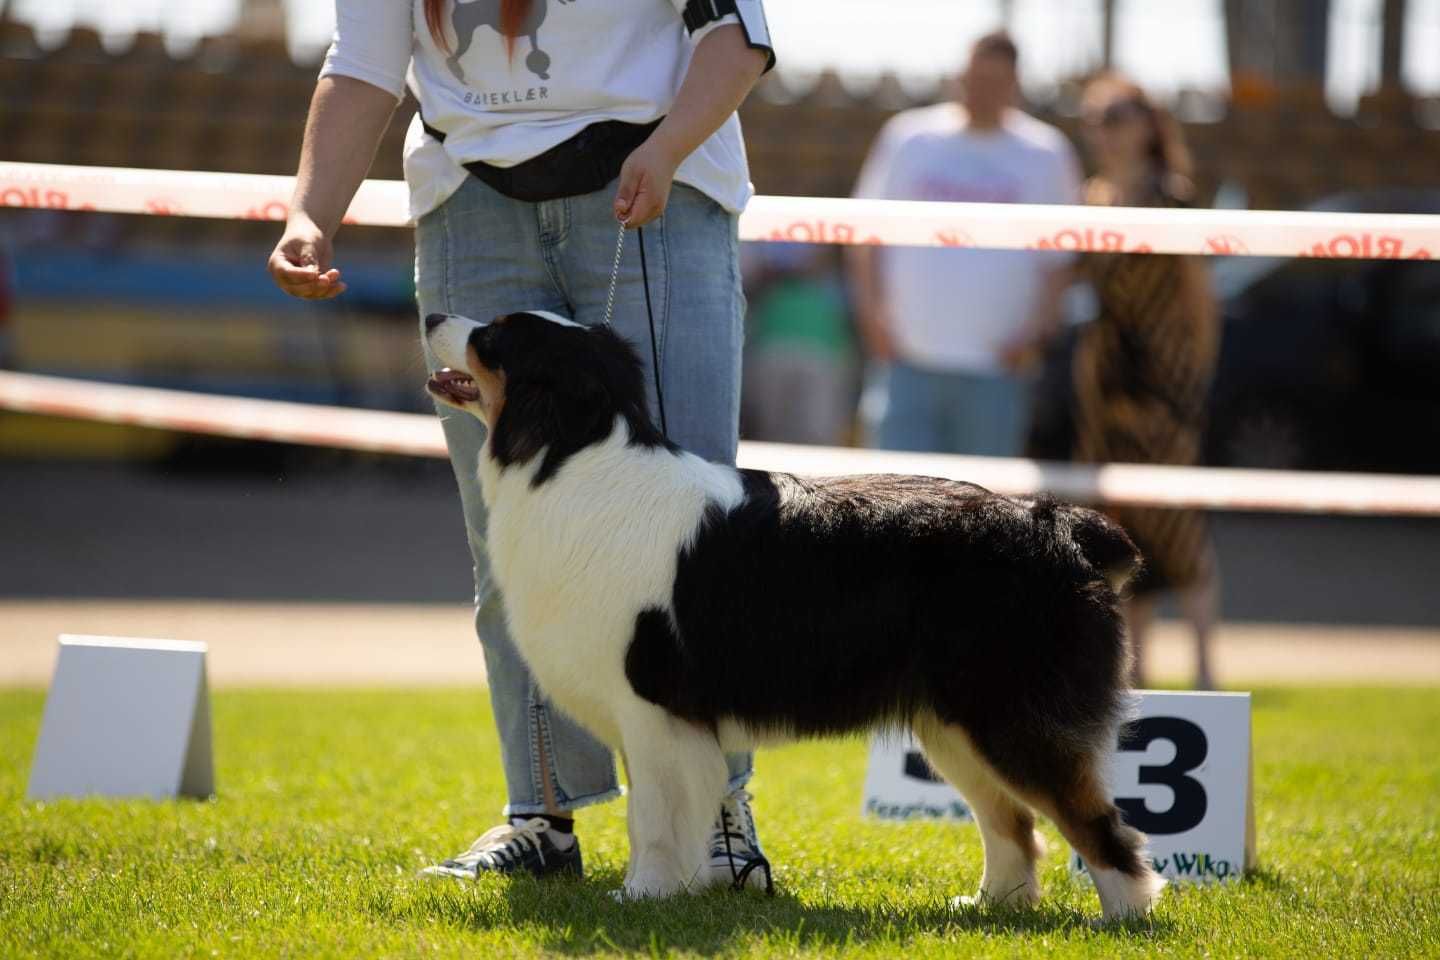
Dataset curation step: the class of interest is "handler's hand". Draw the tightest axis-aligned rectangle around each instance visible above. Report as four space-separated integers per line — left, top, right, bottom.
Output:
614 137 680 228
268 217 347 300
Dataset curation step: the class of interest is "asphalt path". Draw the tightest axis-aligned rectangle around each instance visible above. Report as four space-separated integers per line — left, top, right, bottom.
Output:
3 460 1436 626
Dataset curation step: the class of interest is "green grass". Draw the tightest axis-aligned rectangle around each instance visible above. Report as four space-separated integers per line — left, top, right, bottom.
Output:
2 687 1438 959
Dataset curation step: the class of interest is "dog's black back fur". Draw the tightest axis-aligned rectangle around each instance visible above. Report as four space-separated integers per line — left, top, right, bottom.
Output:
625 471 1140 793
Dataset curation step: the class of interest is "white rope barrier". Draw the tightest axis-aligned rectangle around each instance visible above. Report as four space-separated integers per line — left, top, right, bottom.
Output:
4 161 1438 259
5 370 1440 516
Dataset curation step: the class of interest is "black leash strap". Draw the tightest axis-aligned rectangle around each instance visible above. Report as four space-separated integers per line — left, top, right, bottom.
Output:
603 222 668 441
636 226 668 439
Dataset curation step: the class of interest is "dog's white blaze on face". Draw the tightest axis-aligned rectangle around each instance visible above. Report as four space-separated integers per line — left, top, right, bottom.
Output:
523 310 584 329
426 314 486 372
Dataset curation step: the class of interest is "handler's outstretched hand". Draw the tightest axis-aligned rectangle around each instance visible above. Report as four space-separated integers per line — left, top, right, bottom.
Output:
268 217 347 300
614 138 680 228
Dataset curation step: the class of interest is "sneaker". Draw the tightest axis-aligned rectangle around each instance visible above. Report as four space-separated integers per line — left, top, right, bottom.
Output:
703 789 773 894
420 817 583 880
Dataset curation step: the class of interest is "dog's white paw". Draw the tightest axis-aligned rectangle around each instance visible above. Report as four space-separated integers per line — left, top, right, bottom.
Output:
621 876 686 900
949 882 1041 912
1093 866 1166 923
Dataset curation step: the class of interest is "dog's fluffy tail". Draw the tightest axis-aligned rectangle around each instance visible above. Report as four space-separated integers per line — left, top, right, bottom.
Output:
1032 497 1142 592
1070 509 1142 592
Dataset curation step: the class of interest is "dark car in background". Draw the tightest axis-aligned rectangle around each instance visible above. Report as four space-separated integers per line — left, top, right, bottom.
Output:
1028 191 1440 475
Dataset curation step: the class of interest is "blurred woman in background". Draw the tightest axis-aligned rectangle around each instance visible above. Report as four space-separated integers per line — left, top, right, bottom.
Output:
1076 74 1222 688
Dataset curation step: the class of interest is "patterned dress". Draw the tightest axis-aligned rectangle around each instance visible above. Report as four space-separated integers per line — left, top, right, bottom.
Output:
1073 181 1220 595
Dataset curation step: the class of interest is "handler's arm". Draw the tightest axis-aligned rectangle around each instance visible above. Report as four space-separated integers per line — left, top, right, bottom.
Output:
268 76 398 300
615 25 768 226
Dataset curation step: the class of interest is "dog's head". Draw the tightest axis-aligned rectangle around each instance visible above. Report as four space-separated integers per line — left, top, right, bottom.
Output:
424 310 667 483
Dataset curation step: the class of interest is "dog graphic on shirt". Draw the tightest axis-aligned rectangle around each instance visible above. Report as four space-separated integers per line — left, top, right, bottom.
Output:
447 0 575 83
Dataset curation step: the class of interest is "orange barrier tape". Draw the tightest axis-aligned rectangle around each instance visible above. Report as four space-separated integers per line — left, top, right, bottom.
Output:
4 370 1439 516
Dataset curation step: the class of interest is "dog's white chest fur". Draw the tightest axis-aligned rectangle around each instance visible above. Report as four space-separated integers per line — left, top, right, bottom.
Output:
477 419 742 746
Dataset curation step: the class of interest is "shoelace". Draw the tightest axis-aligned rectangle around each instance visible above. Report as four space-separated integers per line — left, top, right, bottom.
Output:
716 791 774 895
449 816 550 871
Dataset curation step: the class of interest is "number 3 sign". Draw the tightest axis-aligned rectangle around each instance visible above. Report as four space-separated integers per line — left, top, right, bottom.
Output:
861 691 1255 883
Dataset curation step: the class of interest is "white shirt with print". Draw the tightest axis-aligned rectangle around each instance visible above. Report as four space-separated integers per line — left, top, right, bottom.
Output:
321 0 756 219
854 102 1081 374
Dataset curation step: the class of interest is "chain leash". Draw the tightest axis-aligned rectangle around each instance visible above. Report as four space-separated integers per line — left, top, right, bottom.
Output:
601 222 626 329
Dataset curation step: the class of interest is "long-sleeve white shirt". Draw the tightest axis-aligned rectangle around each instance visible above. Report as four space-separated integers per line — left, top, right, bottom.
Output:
320 0 769 219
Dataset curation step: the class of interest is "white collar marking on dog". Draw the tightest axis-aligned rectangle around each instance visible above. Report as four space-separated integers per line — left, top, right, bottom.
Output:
520 310 584 329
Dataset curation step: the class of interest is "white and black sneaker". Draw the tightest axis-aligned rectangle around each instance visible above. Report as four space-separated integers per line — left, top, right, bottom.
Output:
703 789 773 894
420 817 583 880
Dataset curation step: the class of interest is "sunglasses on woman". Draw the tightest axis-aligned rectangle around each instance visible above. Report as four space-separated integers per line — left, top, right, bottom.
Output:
1088 99 1150 129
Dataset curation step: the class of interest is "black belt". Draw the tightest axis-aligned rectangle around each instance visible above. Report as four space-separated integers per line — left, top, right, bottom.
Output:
421 113 664 204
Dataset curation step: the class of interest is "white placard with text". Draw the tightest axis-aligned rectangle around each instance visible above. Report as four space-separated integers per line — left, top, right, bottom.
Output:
861 730 973 822
862 691 1254 882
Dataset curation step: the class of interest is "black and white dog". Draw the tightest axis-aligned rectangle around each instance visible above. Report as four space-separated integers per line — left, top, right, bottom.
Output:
424 310 1164 920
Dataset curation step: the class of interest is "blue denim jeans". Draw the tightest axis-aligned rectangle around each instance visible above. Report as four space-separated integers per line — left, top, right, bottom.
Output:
415 175 753 816
872 361 1032 457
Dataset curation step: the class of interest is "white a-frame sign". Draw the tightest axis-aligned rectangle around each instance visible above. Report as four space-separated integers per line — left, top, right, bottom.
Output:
27 635 214 800
862 691 1255 883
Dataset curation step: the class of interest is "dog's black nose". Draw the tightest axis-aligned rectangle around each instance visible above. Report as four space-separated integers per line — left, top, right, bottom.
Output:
424 313 448 333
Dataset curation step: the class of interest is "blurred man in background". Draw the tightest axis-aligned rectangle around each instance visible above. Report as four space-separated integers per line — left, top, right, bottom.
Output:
848 31 1079 456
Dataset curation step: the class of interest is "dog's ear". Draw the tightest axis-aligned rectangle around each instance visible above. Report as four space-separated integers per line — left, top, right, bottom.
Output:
588 326 669 444
490 369 612 485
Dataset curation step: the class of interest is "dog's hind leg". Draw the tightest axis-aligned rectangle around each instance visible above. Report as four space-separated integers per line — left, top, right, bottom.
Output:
912 714 1044 908
1032 757 1165 922
973 735 1165 922
619 706 727 899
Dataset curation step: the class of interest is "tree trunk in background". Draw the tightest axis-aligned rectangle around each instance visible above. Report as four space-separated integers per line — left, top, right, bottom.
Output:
1225 0 1330 98
1101 0 1117 68
1381 0 1406 89
236 0 286 40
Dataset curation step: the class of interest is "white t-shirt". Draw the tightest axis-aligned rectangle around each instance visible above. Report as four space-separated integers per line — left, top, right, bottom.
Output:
320 0 766 220
854 103 1081 374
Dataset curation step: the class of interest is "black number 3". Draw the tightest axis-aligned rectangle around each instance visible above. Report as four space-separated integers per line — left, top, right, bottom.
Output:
904 750 942 783
1114 716 1208 834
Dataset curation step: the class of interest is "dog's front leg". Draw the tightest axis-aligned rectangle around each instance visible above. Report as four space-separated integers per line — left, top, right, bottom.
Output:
620 707 727 899
619 751 639 889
